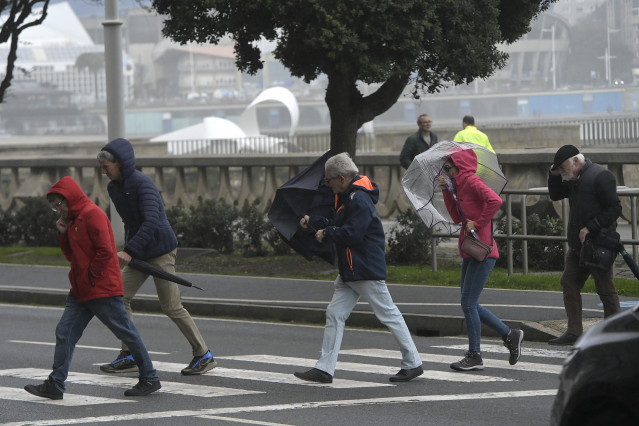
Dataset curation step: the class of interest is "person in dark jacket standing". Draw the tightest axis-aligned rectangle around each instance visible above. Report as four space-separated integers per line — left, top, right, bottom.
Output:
293 152 423 384
97 138 215 375
547 145 622 345
400 114 438 169
24 176 161 399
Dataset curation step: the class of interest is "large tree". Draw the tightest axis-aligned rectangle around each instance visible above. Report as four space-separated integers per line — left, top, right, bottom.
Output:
152 0 555 155
0 0 50 103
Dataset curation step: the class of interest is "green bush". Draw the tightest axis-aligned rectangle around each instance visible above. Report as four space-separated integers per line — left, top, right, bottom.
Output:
264 222 293 255
236 199 270 257
0 198 59 246
166 197 238 253
495 213 564 271
386 208 437 265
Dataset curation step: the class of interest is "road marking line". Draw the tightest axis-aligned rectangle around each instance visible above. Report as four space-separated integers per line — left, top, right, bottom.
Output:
338 349 562 374
195 415 294 425
0 386 132 406
432 344 571 359
218 355 513 382
0 369 263 398
8 340 170 355
0 389 558 425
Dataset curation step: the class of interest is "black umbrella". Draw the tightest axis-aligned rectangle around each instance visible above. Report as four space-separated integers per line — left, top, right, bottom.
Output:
128 258 204 291
268 150 336 265
618 243 639 280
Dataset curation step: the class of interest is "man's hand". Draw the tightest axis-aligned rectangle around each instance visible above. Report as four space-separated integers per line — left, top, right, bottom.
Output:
315 229 325 243
299 215 310 228
549 165 561 176
117 251 132 267
579 227 590 243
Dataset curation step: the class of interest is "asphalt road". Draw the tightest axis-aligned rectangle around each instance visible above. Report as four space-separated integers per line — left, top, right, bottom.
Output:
1 303 566 425
1 263 638 342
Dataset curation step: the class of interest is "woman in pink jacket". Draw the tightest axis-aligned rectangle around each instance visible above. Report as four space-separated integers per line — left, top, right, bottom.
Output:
437 149 523 371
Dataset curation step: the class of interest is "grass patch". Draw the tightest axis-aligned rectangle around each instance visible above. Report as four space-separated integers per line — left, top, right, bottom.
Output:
0 246 67 266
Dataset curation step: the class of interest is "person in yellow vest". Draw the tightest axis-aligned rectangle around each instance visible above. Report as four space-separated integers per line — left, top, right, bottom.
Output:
453 115 495 153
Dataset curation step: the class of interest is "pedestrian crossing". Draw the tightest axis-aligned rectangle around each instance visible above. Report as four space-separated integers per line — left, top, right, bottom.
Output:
0 343 568 408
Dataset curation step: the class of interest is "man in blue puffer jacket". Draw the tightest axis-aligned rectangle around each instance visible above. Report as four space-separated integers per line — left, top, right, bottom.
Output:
293 152 423 384
97 138 215 376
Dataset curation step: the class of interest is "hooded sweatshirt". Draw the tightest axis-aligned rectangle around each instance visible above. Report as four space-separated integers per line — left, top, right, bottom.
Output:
308 175 386 282
443 149 502 259
101 138 178 260
48 176 124 302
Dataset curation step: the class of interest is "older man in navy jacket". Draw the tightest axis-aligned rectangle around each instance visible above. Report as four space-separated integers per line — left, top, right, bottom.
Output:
294 152 423 384
97 138 215 376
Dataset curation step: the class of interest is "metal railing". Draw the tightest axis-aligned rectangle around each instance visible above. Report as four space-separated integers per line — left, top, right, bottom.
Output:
429 187 639 275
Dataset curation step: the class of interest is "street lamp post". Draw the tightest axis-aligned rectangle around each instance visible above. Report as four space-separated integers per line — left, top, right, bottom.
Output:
607 24 619 86
542 25 556 91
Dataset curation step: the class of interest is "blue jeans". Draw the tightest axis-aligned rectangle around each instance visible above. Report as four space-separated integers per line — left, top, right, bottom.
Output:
460 257 510 353
315 276 422 376
49 292 159 392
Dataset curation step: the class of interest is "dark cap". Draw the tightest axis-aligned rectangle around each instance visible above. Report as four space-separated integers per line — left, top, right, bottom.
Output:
551 145 580 171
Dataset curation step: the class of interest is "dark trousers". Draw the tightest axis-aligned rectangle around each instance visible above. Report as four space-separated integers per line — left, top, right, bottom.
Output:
560 249 620 335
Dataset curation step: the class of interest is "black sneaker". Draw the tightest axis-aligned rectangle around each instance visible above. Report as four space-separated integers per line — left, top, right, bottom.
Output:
181 350 217 375
548 332 579 346
293 368 333 383
124 379 161 396
24 378 63 400
100 350 139 373
389 365 424 382
450 351 484 371
503 329 524 365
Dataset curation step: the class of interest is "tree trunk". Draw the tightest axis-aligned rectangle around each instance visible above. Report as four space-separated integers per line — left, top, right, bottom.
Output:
325 73 360 156
325 72 410 157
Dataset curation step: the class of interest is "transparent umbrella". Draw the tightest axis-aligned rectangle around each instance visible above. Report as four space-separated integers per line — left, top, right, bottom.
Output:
401 140 508 234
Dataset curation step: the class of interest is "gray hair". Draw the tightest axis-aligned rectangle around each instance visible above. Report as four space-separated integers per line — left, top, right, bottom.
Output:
325 152 358 179
417 114 430 124
574 153 585 164
97 150 117 163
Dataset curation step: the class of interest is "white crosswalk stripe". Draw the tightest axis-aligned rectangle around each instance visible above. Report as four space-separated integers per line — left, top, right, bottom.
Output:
0 368 263 398
0 385 132 406
0 345 564 409
219 354 515 382
148 361 392 388
432 343 572 359
338 349 563 374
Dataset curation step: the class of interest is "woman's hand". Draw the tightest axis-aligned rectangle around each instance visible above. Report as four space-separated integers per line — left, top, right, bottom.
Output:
466 219 476 233
315 229 325 243
437 175 448 191
56 218 70 234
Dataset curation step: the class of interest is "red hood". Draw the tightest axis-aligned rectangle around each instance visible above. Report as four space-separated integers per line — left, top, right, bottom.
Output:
47 176 92 219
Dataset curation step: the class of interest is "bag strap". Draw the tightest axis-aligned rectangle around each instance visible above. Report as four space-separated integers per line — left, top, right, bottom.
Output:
450 189 493 248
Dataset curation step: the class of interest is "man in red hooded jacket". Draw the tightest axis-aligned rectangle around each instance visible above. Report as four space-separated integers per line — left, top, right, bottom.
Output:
23 176 161 400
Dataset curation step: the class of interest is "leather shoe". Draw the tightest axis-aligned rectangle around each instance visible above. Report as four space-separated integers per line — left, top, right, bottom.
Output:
389 365 424 382
294 368 333 383
548 332 579 346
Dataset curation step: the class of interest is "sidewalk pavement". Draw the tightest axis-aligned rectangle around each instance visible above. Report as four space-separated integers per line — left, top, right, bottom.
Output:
2 262 638 343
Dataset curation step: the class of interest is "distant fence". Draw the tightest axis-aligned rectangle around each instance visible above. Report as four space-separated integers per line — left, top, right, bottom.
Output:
162 116 639 155
166 133 375 155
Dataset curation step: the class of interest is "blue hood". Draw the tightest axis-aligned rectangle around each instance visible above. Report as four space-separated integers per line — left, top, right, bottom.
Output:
102 138 136 181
